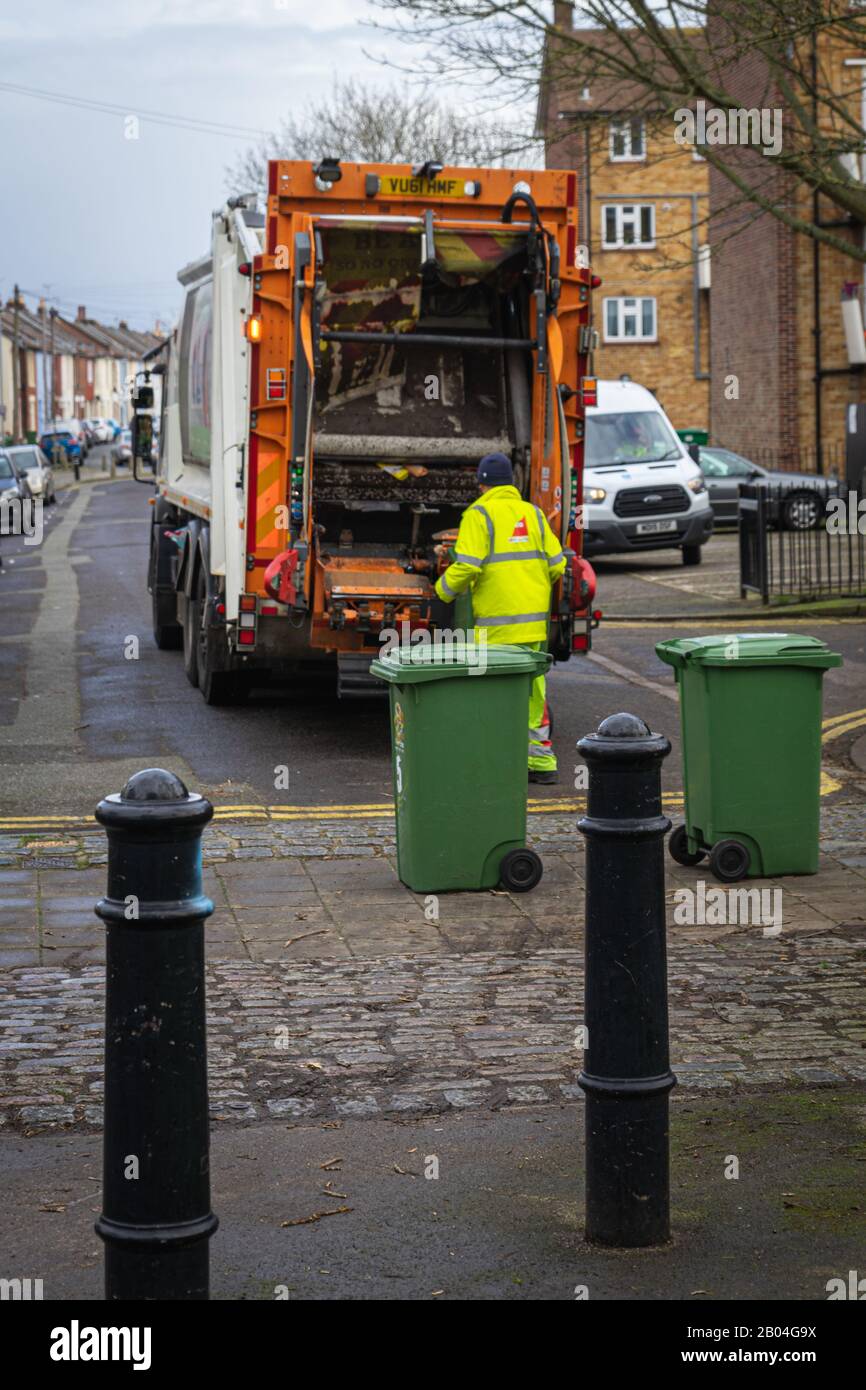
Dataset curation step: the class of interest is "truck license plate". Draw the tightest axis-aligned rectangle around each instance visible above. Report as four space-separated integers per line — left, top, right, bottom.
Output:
636 519 678 535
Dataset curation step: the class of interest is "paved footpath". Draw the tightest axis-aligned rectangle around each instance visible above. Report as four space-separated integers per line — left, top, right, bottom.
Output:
0 799 863 1131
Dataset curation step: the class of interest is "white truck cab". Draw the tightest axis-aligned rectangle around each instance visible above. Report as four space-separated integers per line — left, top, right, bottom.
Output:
582 379 713 565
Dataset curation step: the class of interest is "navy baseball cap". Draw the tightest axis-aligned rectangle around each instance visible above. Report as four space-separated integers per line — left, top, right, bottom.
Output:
477 452 513 486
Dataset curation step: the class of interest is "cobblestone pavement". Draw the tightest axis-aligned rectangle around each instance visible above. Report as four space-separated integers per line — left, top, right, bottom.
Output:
0 927 864 1132
0 800 864 1132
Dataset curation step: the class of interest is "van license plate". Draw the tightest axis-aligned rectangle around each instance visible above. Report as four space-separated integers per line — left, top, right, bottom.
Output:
636 519 678 535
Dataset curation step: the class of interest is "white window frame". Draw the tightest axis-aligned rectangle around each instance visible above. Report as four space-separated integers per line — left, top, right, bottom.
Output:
609 117 646 162
603 296 658 343
601 203 656 249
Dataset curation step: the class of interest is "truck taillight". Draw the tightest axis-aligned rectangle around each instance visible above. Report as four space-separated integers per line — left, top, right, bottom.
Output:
238 629 256 646
246 315 262 342
239 594 256 612
581 376 597 408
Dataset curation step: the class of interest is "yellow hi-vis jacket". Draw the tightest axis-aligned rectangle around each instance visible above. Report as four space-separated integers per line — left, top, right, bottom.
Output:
434 485 568 644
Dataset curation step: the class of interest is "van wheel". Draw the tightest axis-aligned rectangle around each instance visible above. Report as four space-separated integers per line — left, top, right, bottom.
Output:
682 543 702 566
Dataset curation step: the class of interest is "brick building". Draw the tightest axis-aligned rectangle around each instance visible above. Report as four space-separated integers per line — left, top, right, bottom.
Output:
707 11 866 474
539 2 710 433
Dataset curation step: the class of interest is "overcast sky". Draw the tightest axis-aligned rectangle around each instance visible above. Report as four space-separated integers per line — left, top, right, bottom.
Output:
0 0 425 330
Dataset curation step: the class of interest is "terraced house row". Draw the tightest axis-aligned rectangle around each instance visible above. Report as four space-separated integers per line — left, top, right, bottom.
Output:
0 294 163 443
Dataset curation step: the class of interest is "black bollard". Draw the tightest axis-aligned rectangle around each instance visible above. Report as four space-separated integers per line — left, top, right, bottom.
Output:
94 768 218 1299
576 713 676 1247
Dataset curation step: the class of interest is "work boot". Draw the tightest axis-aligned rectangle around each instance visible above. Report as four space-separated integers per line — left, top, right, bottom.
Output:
528 768 558 785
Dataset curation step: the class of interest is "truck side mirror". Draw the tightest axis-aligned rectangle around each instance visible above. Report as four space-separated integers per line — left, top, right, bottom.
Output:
131 412 155 485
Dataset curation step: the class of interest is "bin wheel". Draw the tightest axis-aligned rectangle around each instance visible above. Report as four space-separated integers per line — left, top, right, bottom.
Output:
709 839 750 883
500 848 543 893
669 824 705 867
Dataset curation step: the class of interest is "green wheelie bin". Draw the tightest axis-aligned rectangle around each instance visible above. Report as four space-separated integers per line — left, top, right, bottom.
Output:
656 633 842 881
370 642 550 893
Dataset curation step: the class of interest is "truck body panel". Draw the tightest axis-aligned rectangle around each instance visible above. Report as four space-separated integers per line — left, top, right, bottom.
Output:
149 162 596 697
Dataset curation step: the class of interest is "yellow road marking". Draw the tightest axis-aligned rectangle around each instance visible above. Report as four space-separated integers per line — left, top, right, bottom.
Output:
606 617 861 627
823 707 866 729
822 715 866 743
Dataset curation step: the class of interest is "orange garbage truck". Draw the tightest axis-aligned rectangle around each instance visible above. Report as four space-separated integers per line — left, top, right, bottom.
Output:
143 159 598 701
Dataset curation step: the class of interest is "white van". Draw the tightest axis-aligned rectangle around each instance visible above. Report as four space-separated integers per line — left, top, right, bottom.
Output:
582 379 714 565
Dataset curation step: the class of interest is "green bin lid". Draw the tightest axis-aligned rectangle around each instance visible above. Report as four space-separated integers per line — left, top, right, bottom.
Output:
370 642 550 684
655 632 843 670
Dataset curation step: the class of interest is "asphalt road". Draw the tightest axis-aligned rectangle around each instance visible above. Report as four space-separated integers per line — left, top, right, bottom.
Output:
1 470 864 817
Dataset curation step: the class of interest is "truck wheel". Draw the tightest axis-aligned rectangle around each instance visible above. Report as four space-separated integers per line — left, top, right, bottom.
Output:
182 590 201 688
499 848 543 892
709 838 750 882
669 824 704 866
682 543 703 566
196 576 249 705
150 530 182 650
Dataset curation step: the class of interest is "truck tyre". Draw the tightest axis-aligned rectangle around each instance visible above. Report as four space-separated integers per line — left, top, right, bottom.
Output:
153 591 183 651
149 528 182 650
183 590 201 688
682 543 703 566
196 573 249 705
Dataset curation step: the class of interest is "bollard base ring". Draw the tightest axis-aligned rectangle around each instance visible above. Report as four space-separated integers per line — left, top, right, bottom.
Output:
96 1211 219 1249
578 1069 677 1100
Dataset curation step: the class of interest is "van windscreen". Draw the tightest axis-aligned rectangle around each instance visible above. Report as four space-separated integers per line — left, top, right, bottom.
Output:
585 410 681 467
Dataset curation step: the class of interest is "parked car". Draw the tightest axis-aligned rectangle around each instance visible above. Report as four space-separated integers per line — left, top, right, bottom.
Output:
87 418 112 444
582 380 714 565
698 446 841 529
0 449 34 535
5 445 55 503
54 418 89 459
39 428 81 464
104 418 122 441
112 428 133 465
82 421 97 448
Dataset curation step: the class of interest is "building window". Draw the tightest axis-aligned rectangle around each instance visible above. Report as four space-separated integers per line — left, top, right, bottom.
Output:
609 117 645 161
603 296 657 342
86 360 93 384
602 204 655 248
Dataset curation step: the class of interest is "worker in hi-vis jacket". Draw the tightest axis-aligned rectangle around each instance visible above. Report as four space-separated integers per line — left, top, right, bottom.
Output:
434 452 567 784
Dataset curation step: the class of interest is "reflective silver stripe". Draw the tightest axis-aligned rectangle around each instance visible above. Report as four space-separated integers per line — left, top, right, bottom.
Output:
485 550 548 563
454 552 484 567
439 575 457 599
475 611 549 626
533 505 547 542
473 504 495 555
548 551 566 567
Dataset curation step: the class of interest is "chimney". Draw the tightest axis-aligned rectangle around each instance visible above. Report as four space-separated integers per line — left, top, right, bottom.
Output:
553 1 574 27
77 305 87 321
119 319 128 330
